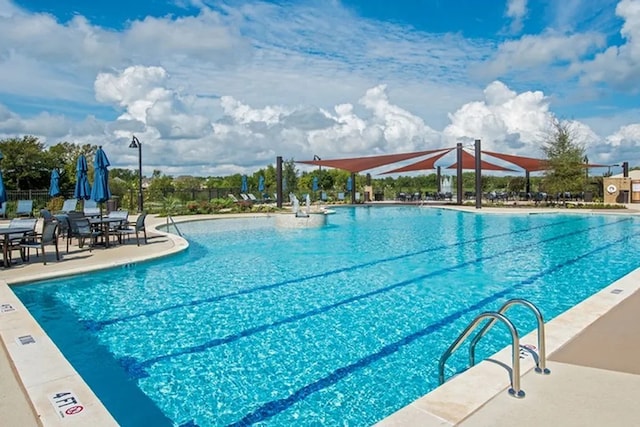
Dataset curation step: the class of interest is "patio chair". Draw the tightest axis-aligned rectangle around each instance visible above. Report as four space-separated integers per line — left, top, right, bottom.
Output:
60 199 78 213
105 210 129 243
40 208 55 223
83 200 101 217
54 214 72 253
6 218 38 263
0 201 6 218
16 200 34 217
69 216 101 251
115 212 147 246
240 193 250 201
228 194 239 202
247 193 259 203
19 221 60 265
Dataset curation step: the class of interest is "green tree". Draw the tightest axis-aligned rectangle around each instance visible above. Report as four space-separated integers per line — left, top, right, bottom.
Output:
0 136 50 190
542 120 585 195
283 158 298 193
147 170 174 202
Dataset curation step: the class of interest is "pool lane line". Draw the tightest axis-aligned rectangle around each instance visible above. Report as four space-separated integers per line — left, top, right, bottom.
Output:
86 217 582 332
226 231 636 427
119 218 631 379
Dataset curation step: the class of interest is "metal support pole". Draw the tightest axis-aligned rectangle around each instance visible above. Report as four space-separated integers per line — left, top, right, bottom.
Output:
456 143 463 205
351 172 356 204
130 136 144 213
437 166 441 193
276 156 283 208
475 139 482 209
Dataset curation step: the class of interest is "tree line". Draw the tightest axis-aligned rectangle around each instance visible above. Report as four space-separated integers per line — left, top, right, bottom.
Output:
0 123 607 206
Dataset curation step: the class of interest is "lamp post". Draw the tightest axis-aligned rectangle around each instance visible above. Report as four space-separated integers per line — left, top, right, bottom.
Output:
129 135 143 212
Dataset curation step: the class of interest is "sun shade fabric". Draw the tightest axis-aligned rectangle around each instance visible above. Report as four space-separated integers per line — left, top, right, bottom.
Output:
447 150 516 171
481 150 548 172
381 149 453 174
298 149 451 173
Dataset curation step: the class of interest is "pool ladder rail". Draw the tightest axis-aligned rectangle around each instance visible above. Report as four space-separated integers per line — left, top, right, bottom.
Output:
438 298 551 398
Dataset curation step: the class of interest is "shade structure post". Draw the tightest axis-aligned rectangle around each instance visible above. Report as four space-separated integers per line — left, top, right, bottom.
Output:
456 143 463 204
475 139 482 209
437 166 441 193
276 156 283 208
350 172 356 204
525 170 531 196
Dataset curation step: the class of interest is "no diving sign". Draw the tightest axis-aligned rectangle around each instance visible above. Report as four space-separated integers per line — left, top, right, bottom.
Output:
48 391 84 419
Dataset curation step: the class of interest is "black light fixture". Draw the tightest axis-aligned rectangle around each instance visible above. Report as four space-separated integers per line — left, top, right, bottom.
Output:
129 135 143 212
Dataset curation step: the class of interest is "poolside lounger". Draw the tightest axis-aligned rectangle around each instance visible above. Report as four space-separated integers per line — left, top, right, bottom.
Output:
240 193 250 201
16 200 34 217
60 199 78 213
83 200 101 217
247 193 259 202
228 194 239 202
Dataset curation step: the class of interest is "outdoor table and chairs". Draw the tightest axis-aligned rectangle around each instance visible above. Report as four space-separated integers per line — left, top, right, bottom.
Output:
0 226 35 268
88 216 126 247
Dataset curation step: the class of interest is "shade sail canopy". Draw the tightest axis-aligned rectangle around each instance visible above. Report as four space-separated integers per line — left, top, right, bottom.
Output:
381 149 453 174
481 150 548 172
298 149 449 173
447 150 516 171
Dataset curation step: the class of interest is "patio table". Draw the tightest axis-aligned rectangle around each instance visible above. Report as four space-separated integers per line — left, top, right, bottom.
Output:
89 217 124 248
0 227 33 268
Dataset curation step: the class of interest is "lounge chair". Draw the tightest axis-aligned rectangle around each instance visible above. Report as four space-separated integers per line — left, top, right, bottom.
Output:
19 221 60 265
116 212 147 246
228 194 239 202
60 199 78 213
240 193 250 201
83 200 101 217
247 193 259 203
16 200 34 217
337 192 345 201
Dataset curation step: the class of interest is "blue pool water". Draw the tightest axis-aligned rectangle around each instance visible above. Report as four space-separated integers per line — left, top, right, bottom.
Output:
13 207 640 426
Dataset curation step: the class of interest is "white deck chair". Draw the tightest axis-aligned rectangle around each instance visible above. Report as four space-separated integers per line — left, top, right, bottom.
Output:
228 194 239 202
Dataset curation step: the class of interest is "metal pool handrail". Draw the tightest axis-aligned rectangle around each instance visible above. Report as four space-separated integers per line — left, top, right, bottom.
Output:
469 298 551 375
438 311 525 398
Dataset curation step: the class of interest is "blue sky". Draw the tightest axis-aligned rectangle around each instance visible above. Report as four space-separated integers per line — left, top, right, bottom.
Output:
1 0 639 176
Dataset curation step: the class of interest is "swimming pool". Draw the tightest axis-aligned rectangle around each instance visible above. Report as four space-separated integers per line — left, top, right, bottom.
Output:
13 207 640 426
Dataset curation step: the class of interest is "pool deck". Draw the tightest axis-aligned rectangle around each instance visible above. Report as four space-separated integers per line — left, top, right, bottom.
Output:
1 209 640 426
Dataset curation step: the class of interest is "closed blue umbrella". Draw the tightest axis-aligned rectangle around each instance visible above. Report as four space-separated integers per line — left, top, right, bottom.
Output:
241 175 248 193
0 170 6 205
312 176 318 192
74 155 91 200
49 169 61 197
258 175 265 192
90 146 111 203
346 176 353 192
